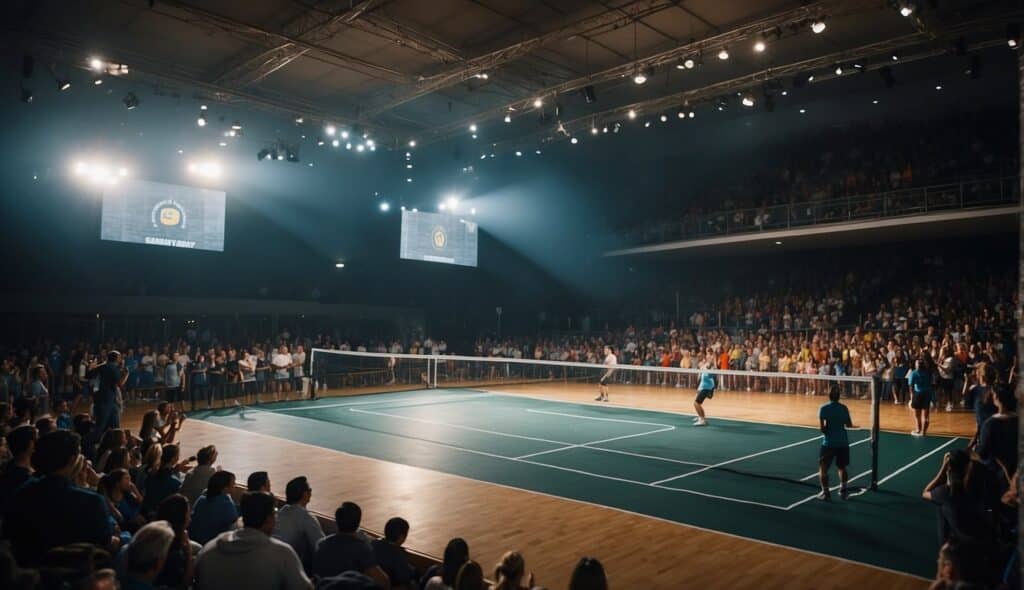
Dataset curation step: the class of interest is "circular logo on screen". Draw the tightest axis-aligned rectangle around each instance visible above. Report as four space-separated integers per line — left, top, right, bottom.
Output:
432 226 447 250
151 200 186 229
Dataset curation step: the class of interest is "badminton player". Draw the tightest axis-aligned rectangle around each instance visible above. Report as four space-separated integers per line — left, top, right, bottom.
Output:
595 346 616 402
818 385 854 501
693 359 716 426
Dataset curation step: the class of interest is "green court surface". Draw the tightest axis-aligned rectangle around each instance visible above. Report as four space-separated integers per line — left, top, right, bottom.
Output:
192 389 962 579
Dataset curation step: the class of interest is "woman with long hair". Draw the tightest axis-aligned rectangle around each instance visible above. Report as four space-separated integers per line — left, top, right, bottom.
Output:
423 537 469 590
454 560 487 590
98 468 145 534
154 494 197 589
188 470 238 545
95 428 127 473
492 551 533 590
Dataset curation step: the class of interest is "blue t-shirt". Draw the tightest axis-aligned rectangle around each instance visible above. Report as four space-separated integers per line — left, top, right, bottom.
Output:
189 493 239 545
698 373 716 391
819 401 851 447
164 363 181 388
908 369 932 394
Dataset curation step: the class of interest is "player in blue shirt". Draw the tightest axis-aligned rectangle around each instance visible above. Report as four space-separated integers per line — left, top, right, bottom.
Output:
693 360 716 427
907 359 933 437
818 386 854 501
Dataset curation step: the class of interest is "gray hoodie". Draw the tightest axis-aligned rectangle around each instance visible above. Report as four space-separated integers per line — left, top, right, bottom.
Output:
194 527 312 590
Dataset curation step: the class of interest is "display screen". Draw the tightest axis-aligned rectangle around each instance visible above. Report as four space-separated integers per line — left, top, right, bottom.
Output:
399 210 478 267
101 179 226 252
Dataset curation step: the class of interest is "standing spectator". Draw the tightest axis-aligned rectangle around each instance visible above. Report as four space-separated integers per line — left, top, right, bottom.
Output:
370 517 416 588
313 501 388 586
164 353 185 404
188 354 209 411
86 351 128 435
119 521 176 590
2 430 117 565
189 470 239 545
179 445 218 504
292 345 307 399
27 367 49 416
273 476 324 575
272 345 293 401
193 491 311 590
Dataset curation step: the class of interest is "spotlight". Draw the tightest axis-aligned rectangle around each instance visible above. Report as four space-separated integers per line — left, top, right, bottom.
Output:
535 150 541 154
294 116 304 124
754 38 766 53
602 126 608 133
187 160 222 179
325 124 336 136
332 139 340 147
582 85 597 103
346 142 352 150
335 262 345 269
688 110 695 118
834 64 843 76
408 139 416 147
793 73 812 88
469 123 478 132
276 152 284 161
627 109 637 119
231 121 242 130
660 114 668 122
935 84 942 91
122 92 139 109
533 98 543 108
590 125 598 135
717 48 729 60
570 137 579 144
197 114 207 127
218 141 227 147
644 121 651 128
200 104 208 110
1009 24 1021 48
20 88 33 103
633 66 653 85
93 76 103 86
356 144 365 152
898 2 914 17
471 134 477 139
683 57 696 69
379 201 390 212
257 148 270 161
811 20 826 34
891 52 900 61
341 130 350 139
515 150 522 156
366 139 375 148
741 93 755 107
504 114 512 123
89 57 104 72
799 108 806 114
677 111 685 119
316 138 325 146
57 79 71 91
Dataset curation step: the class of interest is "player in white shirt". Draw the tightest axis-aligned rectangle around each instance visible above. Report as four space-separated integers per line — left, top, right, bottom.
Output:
595 346 617 402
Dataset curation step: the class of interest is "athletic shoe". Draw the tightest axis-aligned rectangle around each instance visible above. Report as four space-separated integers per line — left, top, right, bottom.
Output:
594 395 603 401
839 488 849 500
817 491 831 501
694 418 708 426
602 398 609 402
945 403 953 412
911 430 923 437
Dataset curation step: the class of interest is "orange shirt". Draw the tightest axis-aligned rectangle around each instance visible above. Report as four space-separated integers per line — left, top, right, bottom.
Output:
719 352 730 370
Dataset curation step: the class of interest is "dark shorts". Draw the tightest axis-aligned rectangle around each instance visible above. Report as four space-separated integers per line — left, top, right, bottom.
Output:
819 445 850 469
696 389 714 404
911 392 932 410
599 374 611 386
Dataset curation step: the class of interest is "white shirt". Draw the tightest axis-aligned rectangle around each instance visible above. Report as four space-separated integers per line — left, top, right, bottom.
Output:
291 352 306 377
272 353 292 377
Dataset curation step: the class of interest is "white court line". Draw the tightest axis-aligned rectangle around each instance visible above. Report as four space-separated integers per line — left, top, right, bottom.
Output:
244 402 790 510
349 407 572 446
650 434 824 486
876 437 962 486
525 408 678 428
191 417 930 582
786 469 874 510
270 391 484 412
513 408 678 460
798 437 874 481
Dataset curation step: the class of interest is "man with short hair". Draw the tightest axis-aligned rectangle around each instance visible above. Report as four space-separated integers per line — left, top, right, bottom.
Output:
818 386 854 501
86 351 128 434
313 502 389 586
371 517 416 588
272 345 293 401
0 425 37 513
194 492 311 590
179 445 218 504
120 520 176 590
3 430 117 565
273 476 325 575
247 471 271 493
291 346 307 399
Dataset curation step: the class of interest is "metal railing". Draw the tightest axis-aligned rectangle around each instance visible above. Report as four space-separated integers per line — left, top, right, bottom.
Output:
622 176 1020 246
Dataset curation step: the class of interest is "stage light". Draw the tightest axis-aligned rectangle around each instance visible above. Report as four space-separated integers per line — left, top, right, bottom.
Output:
632 68 647 85
591 124 598 135
20 88 33 103
346 142 352 150
257 148 270 161
1008 24 1020 48
369 145 376 151
834 64 843 75
408 139 416 147
218 141 227 147
325 124 336 136
439 203 447 211
741 93 755 107
276 152 284 161
935 84 942 90
400 206 406 211
515 150 522 156
717 48 729 60
231 121 242 130
341 130 350 139
582 85 597 103
316 138 324 146
89 57 104 72
570 137 579 144
57 79 71 91
366 139 375 148
469 123 477 132
294 116 304 124
627 109 637 119
93 76 103 86
689 110 695 118
187 160 222 179
379 201 390 212
799 108 806 113
660 114 668 122
412 208 418 212
335 262 345 268
891 53 899 61
197 114 207 127
533 98 543 108
644 121 651 128
226 130 237 137
356 144 365 152
471 134 477 139
754 38 766 53
872 99 879 104
683 57 696 69
504 114 512 123
898 3 914 17
775 241 782 245
332 139 340 147
677 111 685 119
811 20 826 34
602 126 608 133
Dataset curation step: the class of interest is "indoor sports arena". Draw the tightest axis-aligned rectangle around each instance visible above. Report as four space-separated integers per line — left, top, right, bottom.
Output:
0 2 1021 590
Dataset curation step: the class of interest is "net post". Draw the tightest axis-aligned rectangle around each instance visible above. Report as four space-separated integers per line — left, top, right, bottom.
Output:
870 377 880 491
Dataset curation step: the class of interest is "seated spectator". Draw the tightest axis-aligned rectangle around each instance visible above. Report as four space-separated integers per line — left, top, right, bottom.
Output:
179 445 218 504
0 425 36 514
154 494 197 589
2 430 117 565
423 538 469 590
134 442 162 490
454 561 486 590
975 385 1018 478
923 450 990 545
189 470 239 545
313 501 388 586
492 551 533 590
316 571 380 590
98 468 145 535
140 443 188 517
119 520 176 590
568 557 607 590
193 491 311 590
248 470 271 493
273 476 324 575
34 416 56 436
95 428 128 473
370 517 415 589
929 541 990 590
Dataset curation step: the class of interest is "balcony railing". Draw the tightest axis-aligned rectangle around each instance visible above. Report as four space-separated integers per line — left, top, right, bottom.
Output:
621 176 1021 246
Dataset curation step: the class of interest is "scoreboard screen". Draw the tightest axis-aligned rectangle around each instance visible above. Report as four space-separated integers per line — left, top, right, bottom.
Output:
101 179 226 252
399 210 478 267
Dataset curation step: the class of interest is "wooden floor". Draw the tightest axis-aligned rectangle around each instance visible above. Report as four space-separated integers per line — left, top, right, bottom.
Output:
125 383 970 589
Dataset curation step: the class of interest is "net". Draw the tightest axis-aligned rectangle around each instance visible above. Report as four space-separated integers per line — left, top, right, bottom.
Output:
310 348 881 493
